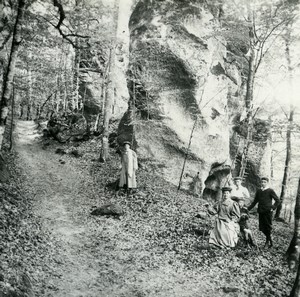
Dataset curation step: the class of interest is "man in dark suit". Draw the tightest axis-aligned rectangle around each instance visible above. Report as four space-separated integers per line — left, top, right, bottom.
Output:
248 177 280 248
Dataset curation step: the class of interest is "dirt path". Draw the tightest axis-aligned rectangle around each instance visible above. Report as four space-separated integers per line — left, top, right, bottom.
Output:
14 121 100 297
12 121 293 297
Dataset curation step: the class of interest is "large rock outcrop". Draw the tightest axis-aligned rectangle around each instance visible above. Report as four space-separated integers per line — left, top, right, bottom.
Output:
119 0 245 200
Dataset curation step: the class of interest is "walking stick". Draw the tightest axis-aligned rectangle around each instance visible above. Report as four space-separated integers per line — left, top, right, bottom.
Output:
126 172 129 197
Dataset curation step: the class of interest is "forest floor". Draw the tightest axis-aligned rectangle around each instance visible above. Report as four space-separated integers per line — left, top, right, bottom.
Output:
0 120 297 297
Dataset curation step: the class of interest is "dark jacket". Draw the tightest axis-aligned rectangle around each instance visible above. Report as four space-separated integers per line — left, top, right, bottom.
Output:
248 188 280 213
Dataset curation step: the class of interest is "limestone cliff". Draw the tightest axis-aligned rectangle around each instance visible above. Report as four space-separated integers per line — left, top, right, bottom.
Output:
115 0 276 201
118 0 244 200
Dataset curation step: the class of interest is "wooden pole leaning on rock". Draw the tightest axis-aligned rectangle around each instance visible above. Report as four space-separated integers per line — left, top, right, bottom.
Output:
177 116 199 191
177 85 227 191
9 79 15 151
286 177 300 297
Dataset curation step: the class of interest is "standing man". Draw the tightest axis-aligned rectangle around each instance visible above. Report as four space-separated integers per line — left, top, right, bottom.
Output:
247 177 280 248
119 141 138 194
189 172 202 197
231 176 250 206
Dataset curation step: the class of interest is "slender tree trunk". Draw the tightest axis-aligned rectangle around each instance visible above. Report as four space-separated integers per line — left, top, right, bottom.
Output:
19 104 23 119
63 45 70 112
275 109 293 219
99 48 114 162
73 0 81 111
63 86 67 112
99 0 119 162
0 0 26 149
27 104 31 121
239 38 255 177
9 80 15 150
36 104 40 119
27 52 32 120
275 37 294 219
74 48 80 111
0 0 25 122
56 75 61 113
287 179 300 297
96 82 105 132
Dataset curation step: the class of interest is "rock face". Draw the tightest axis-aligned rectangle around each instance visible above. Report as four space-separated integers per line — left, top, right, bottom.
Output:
119 0 245 199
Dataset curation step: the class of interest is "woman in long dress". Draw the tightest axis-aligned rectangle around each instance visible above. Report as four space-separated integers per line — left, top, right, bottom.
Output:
208 186 240 248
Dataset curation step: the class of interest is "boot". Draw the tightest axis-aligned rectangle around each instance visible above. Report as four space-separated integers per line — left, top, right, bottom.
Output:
268 237 273 248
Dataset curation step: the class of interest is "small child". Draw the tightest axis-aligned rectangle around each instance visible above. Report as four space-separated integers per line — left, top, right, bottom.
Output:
239 206 255 247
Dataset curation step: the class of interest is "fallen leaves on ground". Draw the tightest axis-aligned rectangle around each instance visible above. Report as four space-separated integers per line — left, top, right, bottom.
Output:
0 131 297 297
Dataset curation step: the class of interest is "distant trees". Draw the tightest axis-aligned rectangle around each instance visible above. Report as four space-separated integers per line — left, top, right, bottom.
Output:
220 0 297 177
275 20 297 219
0 0 26 125
0 0 26 149
0 0 122 124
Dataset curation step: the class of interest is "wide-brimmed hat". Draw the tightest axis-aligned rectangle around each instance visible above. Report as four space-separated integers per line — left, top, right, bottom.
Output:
261 177 269 182
123 141 131 146
222 186 232 192
233 176 242 181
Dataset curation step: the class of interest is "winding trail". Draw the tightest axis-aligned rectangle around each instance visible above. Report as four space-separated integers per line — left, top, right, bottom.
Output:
14 121 100 297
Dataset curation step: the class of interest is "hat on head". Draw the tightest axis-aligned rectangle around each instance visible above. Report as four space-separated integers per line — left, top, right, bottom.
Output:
261 177 269 182
222 186 232 192
123 141 131 146
233 176 242 181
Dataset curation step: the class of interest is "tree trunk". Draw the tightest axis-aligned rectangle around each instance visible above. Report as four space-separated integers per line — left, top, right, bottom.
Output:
238 32 255 177
36 104 40 119
287 178 300 297
99 48 114 162
26 104 31 121
0 0 26 149
0 0 25 122
9 80 15 150
19 104 23 119
63 45 70 112
275 109 293 219
56 75 61 113
275 37 294 219
99 0 119 162
73 0 81 112
27 52 32 120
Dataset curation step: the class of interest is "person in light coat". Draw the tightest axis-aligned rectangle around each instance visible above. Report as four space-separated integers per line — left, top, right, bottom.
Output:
119 141 138 193
231 176 250 205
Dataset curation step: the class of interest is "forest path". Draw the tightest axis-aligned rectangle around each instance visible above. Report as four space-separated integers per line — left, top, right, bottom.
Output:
11 121 294 297
14 120 100 297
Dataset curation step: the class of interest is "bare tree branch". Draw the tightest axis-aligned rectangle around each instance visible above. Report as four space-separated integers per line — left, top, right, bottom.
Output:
255 18 292 73
50 0 90 48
